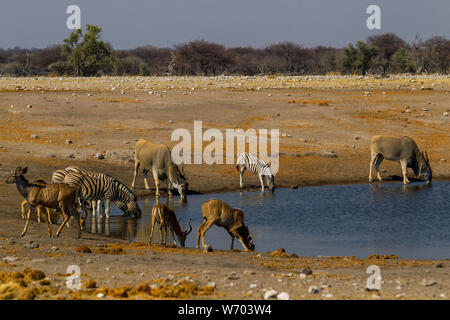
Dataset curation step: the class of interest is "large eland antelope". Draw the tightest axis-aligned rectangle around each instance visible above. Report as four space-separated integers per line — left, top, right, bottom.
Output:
197 199 255 252
131 139 188 197
369 135 432 185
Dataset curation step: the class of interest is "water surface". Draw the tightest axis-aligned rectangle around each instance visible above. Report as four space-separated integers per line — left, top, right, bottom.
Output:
85 181 450 259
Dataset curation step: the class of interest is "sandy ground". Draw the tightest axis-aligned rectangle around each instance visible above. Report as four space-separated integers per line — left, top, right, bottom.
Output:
0 75 449 300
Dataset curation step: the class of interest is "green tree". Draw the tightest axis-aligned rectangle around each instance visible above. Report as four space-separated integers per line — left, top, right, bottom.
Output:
342 42 377 75
392 48 415 73
138 62 151 76
62 25 114 76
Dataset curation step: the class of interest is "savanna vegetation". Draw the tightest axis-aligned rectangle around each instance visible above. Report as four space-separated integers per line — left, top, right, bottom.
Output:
0 25 448 77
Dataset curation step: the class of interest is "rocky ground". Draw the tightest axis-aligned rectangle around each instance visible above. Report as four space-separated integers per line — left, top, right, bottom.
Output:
0 75 449 300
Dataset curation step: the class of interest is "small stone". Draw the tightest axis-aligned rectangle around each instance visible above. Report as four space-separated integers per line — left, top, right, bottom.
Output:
27 105 32 109
277 292 289 300
66 154 75 159
300 267 313 275
435 263 444 268
95 153 104 160
97 293 105 298
140 273 145 277
3 256 19 262
203 245 213 253
323 293 334 298
25 241 39 249
31 134 38 139
46 153 57 158
422 279 438 287
443 112 449 117
299 273 307 279
225 272 239 280
66 139 73 144
168 120 174 123
308 286 320 294
249 284 258 289
264 290 277 300
207 282 216 288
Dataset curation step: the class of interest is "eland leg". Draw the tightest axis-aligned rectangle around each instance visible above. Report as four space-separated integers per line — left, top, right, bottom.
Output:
400 159 410 184
374 154 384 182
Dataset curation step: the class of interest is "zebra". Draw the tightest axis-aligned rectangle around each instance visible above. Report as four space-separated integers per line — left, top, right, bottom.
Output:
52 167 142 218
236 152 275 192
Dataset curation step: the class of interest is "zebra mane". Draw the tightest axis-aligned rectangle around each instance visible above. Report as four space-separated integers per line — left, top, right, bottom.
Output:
112 178 137 201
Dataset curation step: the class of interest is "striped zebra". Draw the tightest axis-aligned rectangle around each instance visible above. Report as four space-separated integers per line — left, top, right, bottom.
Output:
236 153 275 192
52 167 141 218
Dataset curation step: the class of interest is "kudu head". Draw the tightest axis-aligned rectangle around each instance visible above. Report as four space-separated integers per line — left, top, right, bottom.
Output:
231 211 255 251
169 163 189 198
417 150 432 184
5 167 28 184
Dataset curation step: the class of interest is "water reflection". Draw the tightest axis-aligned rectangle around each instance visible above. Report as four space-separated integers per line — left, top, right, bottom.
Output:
84 182 450 259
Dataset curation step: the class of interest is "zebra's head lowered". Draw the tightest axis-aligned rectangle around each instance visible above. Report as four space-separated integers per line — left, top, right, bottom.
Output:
117 199 142 218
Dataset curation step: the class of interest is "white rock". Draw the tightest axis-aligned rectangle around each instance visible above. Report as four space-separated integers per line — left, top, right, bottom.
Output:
277 292 290 300
207 282 216 288
264 290 278 300
250 283 258 289
3 256 19 262
308 286 320 294
97 293 105 298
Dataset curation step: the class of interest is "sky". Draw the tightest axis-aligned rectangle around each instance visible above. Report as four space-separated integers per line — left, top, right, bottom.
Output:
0 0 448 49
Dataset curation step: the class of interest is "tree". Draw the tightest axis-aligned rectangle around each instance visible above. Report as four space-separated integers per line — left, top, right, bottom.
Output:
342 42 378 75
368 34 406 75
139 62 151 76
174 40 234 76
392 48 415 73
424 36 450 74
62 25 114 76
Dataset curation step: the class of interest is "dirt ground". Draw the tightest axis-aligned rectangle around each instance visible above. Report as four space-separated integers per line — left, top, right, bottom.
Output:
0 75 449 300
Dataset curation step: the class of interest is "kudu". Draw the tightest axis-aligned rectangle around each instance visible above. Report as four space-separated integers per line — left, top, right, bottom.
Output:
197 199 255 252
5 167 81 238
149 203 192 247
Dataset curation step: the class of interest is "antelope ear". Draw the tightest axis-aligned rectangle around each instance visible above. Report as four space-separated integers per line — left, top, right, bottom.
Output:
15 167 22 174
22 167 28 174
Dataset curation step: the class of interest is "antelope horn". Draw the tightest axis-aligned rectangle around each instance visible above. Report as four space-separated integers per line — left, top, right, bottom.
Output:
184 218 192 237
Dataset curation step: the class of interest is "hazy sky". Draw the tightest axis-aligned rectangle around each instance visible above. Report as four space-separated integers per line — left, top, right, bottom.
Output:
0 0 448 49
